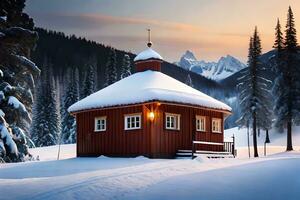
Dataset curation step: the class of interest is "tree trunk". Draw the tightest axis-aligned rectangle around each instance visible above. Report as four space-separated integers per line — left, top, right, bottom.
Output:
265 129 270 143
286 121 293 151
247 125 250 158
253 114 259 157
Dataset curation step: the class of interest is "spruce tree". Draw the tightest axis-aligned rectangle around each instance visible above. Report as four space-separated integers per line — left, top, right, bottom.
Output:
185 74 194 87
273 18 284 51
273 7 300 151
105 49 118 86
61 68 79 144
120 54 132 79
285 7 297 51
236 37 253 129
237 27 272 157
82 65 95 98
30 60 60 147
0 0 39 162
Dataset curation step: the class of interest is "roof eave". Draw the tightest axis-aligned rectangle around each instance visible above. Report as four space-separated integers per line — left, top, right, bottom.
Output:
69 100 232 116
134 58 163 63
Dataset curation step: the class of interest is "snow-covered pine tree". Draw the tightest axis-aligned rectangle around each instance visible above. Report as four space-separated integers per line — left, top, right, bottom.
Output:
237 27 272 157
0 0 39 162
185 74 194 87
120 54 132 79
272 7 300 151
104 49 118 86
74 68 80 99
61 68 79 144
30 59 60 147
82 65 95 98
236 37 253 130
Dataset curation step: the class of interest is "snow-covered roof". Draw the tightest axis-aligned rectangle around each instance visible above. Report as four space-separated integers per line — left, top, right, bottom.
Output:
134 48 163 62
68 70 232 113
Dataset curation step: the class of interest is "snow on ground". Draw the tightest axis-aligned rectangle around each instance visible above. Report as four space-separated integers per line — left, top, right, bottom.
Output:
29 144 76 161
225 126 300 158
1 128 300 200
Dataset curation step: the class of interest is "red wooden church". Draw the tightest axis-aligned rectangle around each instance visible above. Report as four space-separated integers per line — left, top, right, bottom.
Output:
68 40 232 158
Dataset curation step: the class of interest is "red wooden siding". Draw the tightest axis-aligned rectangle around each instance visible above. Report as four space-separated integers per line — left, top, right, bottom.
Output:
135 60 162 72
76 102 225 158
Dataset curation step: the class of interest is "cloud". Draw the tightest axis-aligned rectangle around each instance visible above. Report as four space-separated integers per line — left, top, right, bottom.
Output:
79 13 203 32
31 12 203 33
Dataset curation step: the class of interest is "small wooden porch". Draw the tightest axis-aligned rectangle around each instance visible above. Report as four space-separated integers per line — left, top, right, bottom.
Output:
176 135 237 159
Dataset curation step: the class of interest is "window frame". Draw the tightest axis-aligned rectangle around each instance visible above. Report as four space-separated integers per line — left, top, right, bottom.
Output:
165 113 181 130
94 116 107 132
212 118 222 133
124 113 142 130
196 115 206 132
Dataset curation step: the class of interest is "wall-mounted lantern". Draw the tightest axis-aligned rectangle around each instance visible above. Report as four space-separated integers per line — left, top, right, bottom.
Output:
149 111 155 121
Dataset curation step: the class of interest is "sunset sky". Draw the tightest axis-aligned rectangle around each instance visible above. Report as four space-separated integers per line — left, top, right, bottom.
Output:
25 0 300 62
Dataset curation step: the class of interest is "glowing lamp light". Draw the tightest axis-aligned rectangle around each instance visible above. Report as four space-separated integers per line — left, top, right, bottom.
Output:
149 112 155 121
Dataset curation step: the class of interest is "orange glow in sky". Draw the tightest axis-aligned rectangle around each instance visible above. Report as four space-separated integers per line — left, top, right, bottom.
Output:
26 0 300 62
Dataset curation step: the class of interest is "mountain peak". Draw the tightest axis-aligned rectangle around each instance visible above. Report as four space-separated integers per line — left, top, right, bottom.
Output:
176 53 246 81
182 50 197 61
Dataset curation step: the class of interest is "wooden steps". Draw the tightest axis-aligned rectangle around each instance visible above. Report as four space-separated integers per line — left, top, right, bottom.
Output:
176 150 234 159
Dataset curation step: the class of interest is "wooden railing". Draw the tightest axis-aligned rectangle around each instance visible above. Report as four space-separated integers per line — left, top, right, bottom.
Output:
191 135 236 158
223 141 235 156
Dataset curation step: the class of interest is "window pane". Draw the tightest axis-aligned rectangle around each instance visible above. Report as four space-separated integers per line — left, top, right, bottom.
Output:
170 119 174 128
136 116 140 127
200 118 205 131
127 117 130 124
167 122 170 127
131 117 135 127
127 117 131 128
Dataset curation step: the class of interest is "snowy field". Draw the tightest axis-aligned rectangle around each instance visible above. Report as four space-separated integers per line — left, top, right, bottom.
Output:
225 126 300 157
0 127 300 200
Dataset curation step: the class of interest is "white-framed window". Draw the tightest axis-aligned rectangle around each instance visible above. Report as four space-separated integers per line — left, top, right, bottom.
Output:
212 118 222 133
196 116 206 132
94 116 106 132
165 113 180 130
125 114 141 130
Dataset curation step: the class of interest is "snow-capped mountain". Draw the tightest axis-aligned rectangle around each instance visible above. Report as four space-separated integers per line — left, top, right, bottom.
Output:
175 50 246 80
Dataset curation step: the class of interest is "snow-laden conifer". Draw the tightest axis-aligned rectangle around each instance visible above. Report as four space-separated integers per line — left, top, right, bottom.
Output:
237 27 273 157
61 68 79 144
0 0 39 162
185 74 194 88
120 54 132 79
272 7 300 151
105 49 118 86
82 65 95 98
31 59 60 147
